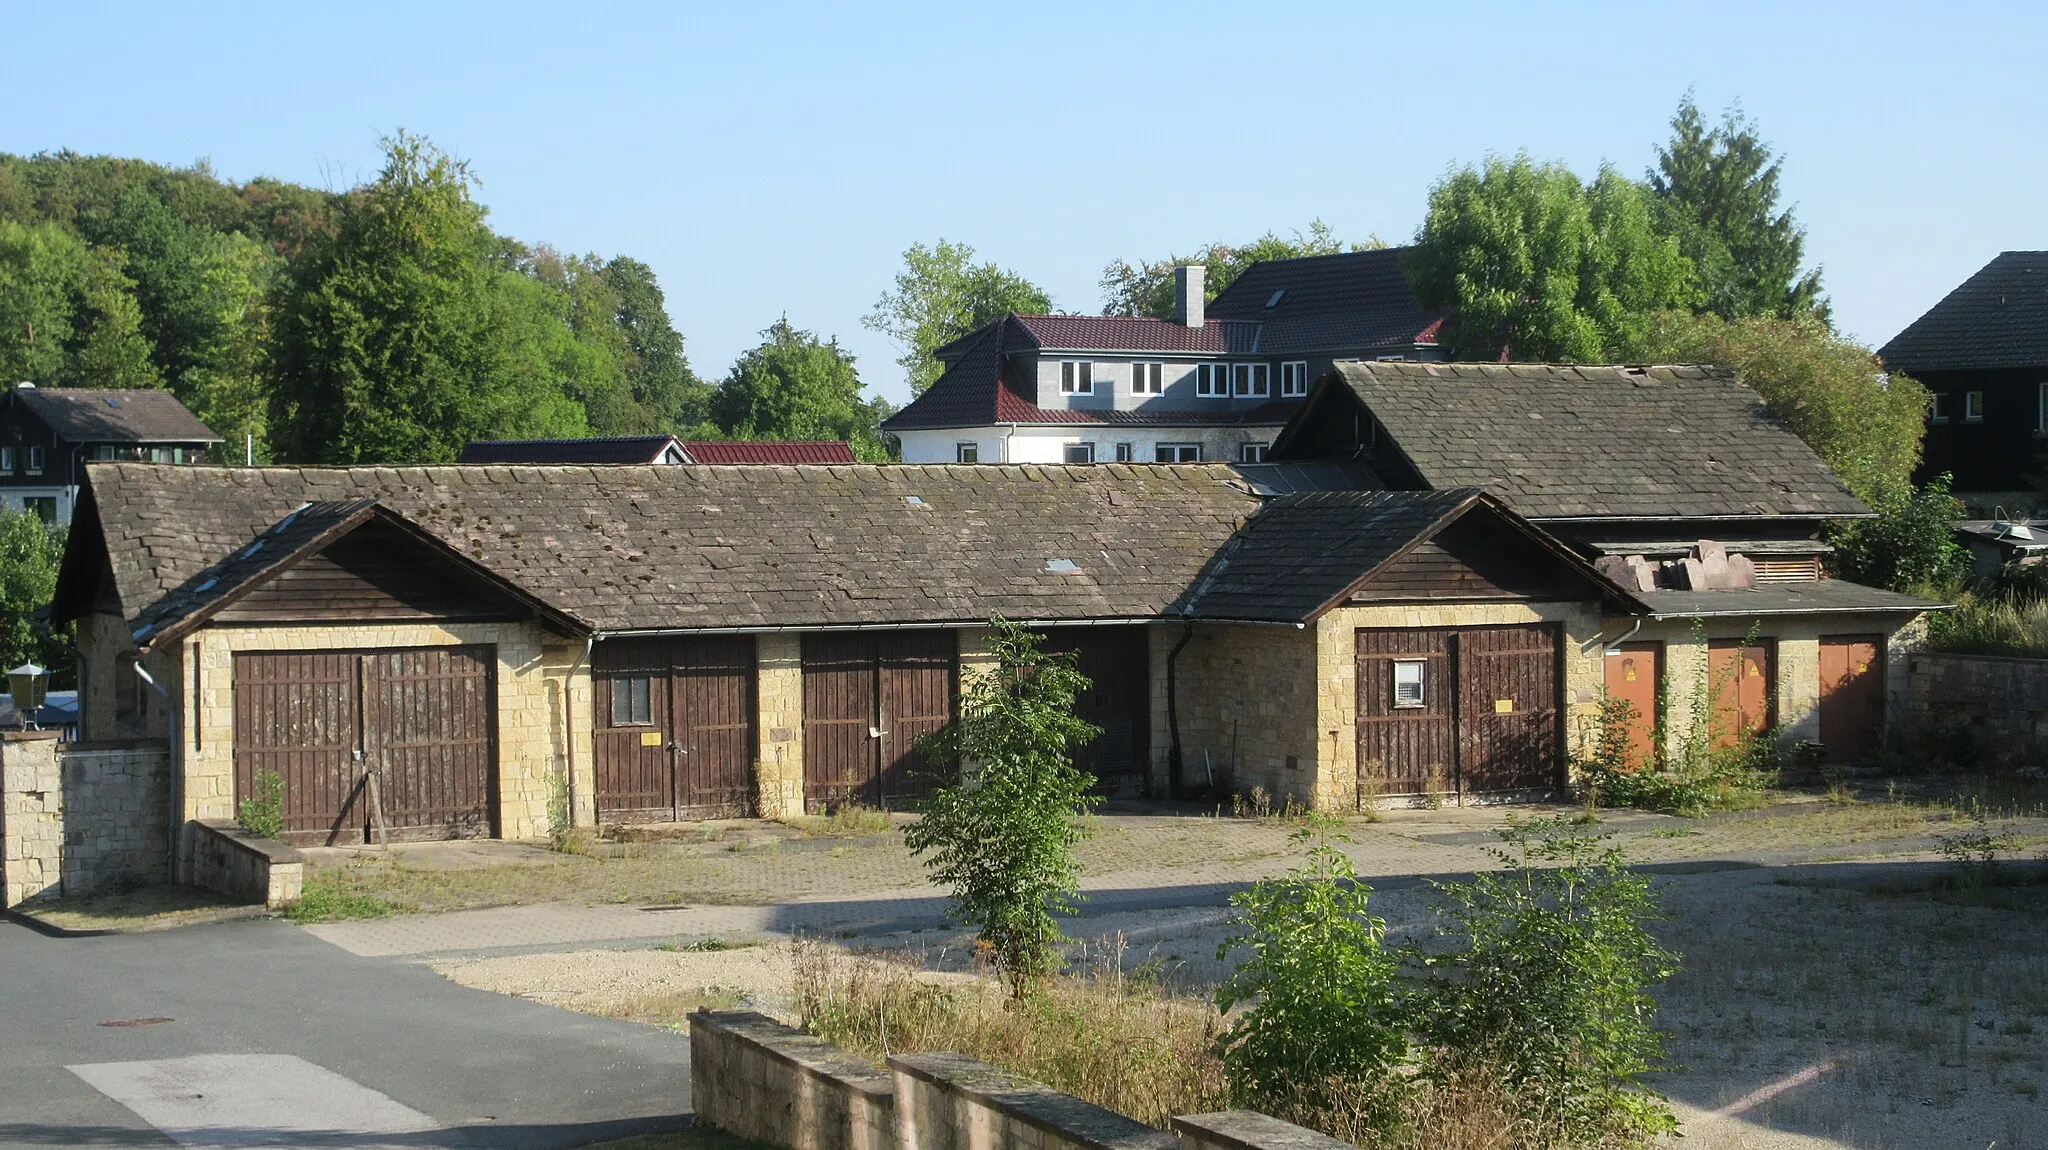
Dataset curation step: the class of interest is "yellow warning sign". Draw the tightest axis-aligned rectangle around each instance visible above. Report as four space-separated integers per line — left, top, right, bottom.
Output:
1494 699 1514 713
641 731 663 747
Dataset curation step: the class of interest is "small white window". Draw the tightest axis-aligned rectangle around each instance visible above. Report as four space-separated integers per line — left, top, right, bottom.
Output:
1063 442 1096 464
1392 660 1426 708
1060 361 1094 395
1965 391 1984 423
1239 443 1269 463
1155 443 1200 463
1114 442 1134 462
0 447 12 474
1131 362 1163 396
1232 363 1270 398
956 442 979 463
1196 363 1230 398
1281 361 1310 398
1931 393 1949 424
26 446 44 474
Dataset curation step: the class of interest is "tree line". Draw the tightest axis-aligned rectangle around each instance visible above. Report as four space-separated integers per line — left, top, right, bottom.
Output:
0 133 893 465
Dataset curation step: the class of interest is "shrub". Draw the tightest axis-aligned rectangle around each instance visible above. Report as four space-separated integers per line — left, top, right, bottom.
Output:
1214 833 1412 1123
903 616 1100 994
1418 821 1680 1143
236 770 286 840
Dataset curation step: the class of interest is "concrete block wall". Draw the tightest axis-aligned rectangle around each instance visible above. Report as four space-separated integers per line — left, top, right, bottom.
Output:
1165 623 1320 809
691 1010 897 1150
2 733 171 906
1908 651 2048 770
892 1052 1179 1150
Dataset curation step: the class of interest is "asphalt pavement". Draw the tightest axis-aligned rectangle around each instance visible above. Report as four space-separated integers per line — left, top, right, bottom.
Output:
0 916 692 1149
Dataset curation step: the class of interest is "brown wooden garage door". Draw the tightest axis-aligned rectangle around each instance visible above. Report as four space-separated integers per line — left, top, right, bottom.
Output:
593 636 757 821
803 631 956 810
1038 626 1151 796
1355 624 1560 799
234 646 496 845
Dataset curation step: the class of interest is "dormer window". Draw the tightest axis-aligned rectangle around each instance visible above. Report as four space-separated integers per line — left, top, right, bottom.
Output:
1197 363 1230 398
1060 361 1094 395
1233 363 1270 398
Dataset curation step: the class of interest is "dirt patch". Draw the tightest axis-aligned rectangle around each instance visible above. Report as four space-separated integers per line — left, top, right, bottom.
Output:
11 886 261 933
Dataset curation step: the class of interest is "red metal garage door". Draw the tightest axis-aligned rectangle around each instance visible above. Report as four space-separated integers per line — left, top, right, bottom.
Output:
803 631 957 810
593 636 758 821
234 646 497 845
1818 634 1884 762
1708 638 1775 749
1601 641 1663 769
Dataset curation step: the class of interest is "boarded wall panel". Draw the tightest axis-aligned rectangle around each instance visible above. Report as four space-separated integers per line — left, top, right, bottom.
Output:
803 634 880 808
1457 624 1560 791
879 631 958 805
1355 628 1455 797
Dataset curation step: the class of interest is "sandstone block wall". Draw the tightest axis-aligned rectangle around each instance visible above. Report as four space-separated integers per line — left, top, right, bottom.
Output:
756 635 806 820
1 734 170 906
1908 651 2048 770
891 1052 1178 1150
691 1010 896 1150
187 819 304 908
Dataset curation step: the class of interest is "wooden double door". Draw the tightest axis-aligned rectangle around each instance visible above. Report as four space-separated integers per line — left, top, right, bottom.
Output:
593 636 757 821
1355 624 1561 798
233 646 497 845
802 631 957 810
1037 626 1151 796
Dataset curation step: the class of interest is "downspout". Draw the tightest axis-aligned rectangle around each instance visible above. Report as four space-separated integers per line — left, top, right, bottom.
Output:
1602 617 1645 656
132 660 179 876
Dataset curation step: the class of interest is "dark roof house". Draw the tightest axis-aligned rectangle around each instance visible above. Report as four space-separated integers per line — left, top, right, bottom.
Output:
0 384 222 526
458 436 858 466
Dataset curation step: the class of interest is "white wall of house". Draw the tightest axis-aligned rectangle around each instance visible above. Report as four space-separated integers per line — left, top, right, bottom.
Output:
896 426 1282 465
0 486 76 526
1025 352 1335 414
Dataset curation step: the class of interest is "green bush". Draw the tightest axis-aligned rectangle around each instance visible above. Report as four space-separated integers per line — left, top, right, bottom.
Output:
236 770 286 840
1926 592 2048 659
1214 834 1411 1123
1418 822 1681 1143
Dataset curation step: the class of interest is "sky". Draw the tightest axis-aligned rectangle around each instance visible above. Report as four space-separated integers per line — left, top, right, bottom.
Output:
5 1 2044 407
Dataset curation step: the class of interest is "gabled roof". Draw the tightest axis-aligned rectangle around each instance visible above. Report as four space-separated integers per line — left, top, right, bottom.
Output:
1178 489 1638 624
1208 248 1448 354
71 462 1261 634
680 440 856 465
1878 251 2048 373
124 500 585 652
7 387 222 444
1008 315 1260 355
459 436 682 464
1274 361 1869 521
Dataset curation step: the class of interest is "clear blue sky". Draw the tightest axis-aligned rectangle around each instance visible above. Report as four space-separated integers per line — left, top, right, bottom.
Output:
7 2 2043 406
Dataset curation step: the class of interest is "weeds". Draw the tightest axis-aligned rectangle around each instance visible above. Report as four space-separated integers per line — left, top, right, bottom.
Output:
1933 814 2027 897
237 770 286 840
785 803 893 838
284 873 403 922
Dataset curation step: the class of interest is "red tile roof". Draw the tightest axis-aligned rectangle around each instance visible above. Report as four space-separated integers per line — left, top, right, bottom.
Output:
681 440 857 464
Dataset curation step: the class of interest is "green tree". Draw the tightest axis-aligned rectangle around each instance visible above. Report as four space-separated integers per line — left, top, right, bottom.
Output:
268 132 588 463
176 230 275 458
864 240 1051 395
1830 473 1969 592
1407 155 1696 361
1098 221 1374 319
1651 95 1826 322
902 617 1100 994
60 246 162 388
711 318 893 460
0 220 88 382
0 509 69 685
598 256 712 430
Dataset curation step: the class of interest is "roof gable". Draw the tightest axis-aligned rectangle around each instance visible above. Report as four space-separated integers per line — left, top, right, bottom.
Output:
1272 361 1868 521
8 388 221 444
1879 251 2048 373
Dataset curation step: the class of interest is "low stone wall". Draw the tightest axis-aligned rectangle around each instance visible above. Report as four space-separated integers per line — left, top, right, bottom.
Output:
691 1010 896 1150
2 734 171 906
1173 1112 1354 1150
1908 652 2048 771
891 1052 1179 1150
187 820 304 908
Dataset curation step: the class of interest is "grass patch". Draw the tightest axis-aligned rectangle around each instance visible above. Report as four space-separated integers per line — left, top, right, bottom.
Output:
654 938 762 953
284 874 405 922
17 886 253 932
600 986 747 1025
784 803 893 838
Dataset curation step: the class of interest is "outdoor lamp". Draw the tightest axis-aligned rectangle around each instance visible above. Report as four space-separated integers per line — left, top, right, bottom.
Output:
8 662 46 729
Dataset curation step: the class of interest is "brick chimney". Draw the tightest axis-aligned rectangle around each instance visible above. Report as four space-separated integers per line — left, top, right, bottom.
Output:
1174 265 1205 328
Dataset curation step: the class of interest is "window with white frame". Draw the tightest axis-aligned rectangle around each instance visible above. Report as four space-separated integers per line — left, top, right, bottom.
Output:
1061 361 1094 395
956 442 979 463
1233 363 1270 398
0 448 12 474
1281 361 1309 397
1931 393 1949 423
1392 660 1426 708
1155 443 1200 463
1965 391 1985 422
1063 442 1097 464
1130 362 1163 396
1114 442 1134 462
26 446 44 475
1239 443 1269 463
1196 363 1230 397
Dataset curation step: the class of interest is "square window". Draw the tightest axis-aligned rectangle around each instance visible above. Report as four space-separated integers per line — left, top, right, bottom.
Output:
1114 442 1134 462
1155 443 1200 463
1063 442 1096 464
1233 363 1270 397
26 446 44 474
1061 361 1094 395
1131 362 1163 396
611 676 652 726
1239 443 1270 463
1931 393 1949 424
1965 391 1985 422
1281 361 1309 397
1393 660 1426 708
1197 363 1230 398
956 442 979 463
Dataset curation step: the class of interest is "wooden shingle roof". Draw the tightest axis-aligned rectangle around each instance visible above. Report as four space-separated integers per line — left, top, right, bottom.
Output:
74 462 1261 633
